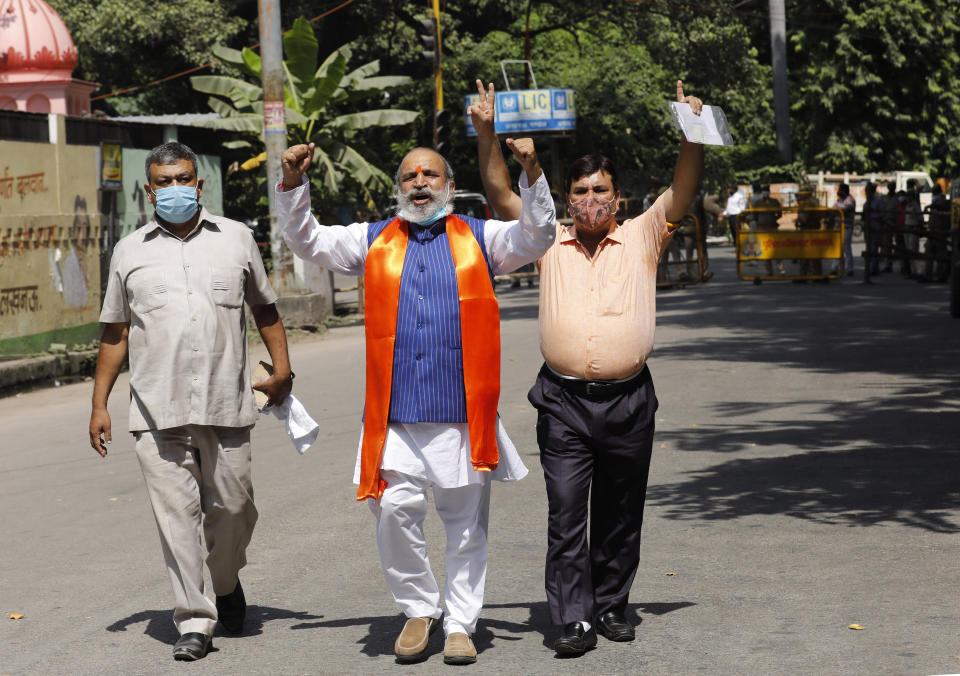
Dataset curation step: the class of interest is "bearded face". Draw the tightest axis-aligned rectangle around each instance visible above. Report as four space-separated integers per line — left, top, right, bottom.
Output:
396 182 453 224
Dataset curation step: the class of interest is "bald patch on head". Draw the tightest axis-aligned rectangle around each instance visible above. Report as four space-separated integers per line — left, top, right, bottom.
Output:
395 148 455 187
401 148 446 177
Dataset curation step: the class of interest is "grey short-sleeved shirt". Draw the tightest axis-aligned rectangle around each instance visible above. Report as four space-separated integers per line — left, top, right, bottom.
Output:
100 208 278 432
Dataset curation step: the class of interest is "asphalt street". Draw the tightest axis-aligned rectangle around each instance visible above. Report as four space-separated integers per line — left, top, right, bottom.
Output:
2 247 959 675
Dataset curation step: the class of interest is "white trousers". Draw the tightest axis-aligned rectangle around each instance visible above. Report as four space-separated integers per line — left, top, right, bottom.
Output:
369 470 491 636
135 425 258 636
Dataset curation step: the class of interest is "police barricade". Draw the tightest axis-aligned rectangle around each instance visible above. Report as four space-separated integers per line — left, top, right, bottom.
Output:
494 262 539 288
736 206 844 283
657 214 706 288
861 202 953 284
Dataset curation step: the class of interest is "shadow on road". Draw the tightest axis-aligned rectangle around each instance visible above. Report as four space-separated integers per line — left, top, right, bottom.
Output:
656 262 957 380
482 600 695 649
289 600 693 657
107 605 324 644
291 613 399 657
648 440 960 533
649 256 960 532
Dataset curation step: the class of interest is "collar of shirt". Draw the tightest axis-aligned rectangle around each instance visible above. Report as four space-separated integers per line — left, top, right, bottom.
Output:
559 222 624 253
142 206 220 242
407 217 447 243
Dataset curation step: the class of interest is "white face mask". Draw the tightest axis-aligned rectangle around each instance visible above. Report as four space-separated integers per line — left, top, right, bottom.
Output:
568 195 616 230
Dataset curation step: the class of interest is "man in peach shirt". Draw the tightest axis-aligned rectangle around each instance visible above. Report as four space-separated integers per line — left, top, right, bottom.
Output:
470 79 704 656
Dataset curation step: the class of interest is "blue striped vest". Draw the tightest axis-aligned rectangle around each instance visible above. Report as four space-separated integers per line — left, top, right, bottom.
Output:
366 214 491 423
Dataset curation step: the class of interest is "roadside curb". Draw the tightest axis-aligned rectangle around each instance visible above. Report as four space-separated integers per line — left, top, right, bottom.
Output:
0 350 100 396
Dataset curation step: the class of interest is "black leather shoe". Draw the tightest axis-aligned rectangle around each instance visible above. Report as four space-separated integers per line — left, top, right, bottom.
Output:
596 610 635 642
173 632 211 661
216 581 246 634
554 621 597 656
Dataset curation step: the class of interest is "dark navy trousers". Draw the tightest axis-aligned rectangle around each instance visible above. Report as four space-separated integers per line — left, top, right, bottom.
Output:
528 364 658 625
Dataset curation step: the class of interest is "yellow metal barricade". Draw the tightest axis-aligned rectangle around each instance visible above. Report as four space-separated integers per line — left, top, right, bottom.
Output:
657 214 705 288
736 206 845 283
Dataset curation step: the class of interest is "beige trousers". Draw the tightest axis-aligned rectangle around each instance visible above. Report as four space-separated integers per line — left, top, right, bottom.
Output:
134 424 258 636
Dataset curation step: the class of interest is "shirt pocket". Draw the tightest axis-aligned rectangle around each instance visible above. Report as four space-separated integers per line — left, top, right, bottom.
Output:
597 265 626 317
211 266 245 308
127 269 168 314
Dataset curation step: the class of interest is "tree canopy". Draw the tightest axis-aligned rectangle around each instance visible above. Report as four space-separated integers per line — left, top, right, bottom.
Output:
192 17 419 217
52 0 960 220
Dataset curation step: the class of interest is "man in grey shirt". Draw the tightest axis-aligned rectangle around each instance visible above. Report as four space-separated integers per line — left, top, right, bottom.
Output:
88 142 293 662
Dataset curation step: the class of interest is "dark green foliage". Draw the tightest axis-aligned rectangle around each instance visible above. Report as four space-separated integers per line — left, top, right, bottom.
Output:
52 0 960 210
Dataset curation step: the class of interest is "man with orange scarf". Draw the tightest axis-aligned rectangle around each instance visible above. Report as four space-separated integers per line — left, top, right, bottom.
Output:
276 137 555 665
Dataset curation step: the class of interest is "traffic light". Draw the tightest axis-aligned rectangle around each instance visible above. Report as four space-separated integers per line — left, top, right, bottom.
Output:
419 17 438 68
434 109 450 155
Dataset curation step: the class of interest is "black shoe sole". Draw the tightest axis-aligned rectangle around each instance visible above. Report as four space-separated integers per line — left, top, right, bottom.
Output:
172 635 211 661
173 650 206 661
443 655 477 665
598 628 635 642
554 638 597 657
172 644 210 661
555 644 595 657
395 651 429 665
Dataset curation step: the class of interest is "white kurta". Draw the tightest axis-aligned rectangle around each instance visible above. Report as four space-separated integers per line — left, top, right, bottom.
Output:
276 172 556 488
353 418 528 488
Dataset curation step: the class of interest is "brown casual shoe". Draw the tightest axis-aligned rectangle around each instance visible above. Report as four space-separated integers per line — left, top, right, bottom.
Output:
443 632 477 665
395 616 439 663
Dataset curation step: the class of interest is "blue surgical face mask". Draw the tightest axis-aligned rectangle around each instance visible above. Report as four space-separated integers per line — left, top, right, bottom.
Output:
418 202 450 226
153 185 199 224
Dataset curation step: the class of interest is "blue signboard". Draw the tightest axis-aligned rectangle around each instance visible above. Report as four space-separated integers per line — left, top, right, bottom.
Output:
463 88 576 136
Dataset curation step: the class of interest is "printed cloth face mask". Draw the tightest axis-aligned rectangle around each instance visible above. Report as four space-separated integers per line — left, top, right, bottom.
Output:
153 185 199 224
568 195 616 230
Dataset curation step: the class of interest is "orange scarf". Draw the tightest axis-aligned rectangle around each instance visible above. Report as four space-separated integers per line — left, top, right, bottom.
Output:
357 215 501 501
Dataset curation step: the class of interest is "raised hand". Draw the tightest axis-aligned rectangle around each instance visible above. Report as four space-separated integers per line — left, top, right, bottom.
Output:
467 79 496 136
281 142 316 190
505 137 542 183
676 80 703 115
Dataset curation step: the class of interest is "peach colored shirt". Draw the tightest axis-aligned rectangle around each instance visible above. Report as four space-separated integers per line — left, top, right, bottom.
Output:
538 195 672 380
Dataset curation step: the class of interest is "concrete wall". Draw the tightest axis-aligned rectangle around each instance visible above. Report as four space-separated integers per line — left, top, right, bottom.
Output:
0 135 101 350
0 124 226 355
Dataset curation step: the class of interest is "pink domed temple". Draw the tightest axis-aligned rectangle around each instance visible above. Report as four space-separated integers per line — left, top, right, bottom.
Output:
0 0 96 114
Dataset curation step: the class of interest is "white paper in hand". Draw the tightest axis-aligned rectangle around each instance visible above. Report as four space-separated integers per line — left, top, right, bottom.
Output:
670 102 734 146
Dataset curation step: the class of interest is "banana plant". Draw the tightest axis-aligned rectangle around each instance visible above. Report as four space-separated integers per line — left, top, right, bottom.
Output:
191 16 419 201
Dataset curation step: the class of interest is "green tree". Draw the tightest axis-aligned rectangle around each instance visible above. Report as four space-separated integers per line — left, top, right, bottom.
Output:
783 0 960 176
433 2 773 194
48 0 246 115
191 17 420 217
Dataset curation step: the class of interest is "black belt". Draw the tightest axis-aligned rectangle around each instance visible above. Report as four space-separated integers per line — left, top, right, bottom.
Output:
541 363 648 398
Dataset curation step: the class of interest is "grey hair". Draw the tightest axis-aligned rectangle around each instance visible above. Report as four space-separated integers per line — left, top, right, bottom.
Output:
394 148 455 191
145 142 199 181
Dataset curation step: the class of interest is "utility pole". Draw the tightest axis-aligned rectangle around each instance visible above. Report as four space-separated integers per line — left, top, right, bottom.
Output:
769 0 792 162
429 0 444 151
258 0 293 289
